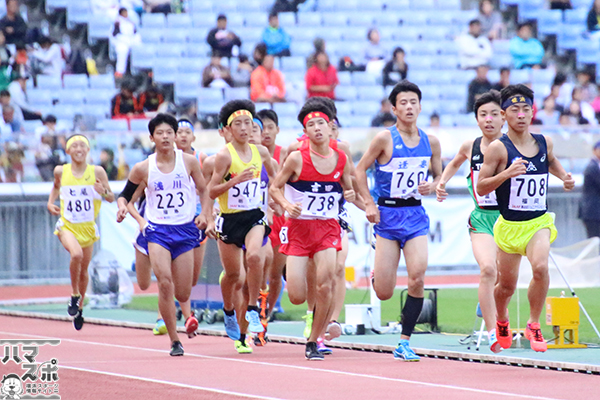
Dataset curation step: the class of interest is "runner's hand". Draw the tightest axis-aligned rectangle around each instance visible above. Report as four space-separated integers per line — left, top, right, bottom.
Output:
47 203 60 216
195 214 208 230
418 180 432 196
563 172 575 191
436 182 447 202
116 204 128 222
365 202 380 224
94 178 105 195
286 202 302 219
344 189 355 203
505 157 527 178
206 219 217 239
233 167 256 184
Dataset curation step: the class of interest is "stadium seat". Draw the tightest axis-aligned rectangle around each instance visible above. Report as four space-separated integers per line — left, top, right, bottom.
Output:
273 102 298 118
352 72 378 86
186 43 211 57
334 101 353 116
428 14 454 26
492 40 511 54
87 89 117 105
99 119 130 131
129 119 151 132
288 27 319 41
490 54 513 69
298 13 323 26
290 41 315 57
175 73 202 88
409 0 435 9
577 40 600 64
162 29 188 43
438 0 461 9
395 26 421 41
66 1 90 27
409 41 438 56
255 102 272 112
530 69 554 85
167 13 193 27
139 28 162 44
357 85 386 101
400 11 428 26
376 14 400 26
335 86 358 101
428 70 454 84
450 70 476 85
141 13 166 28
385 0 409 10
358 0 383 10
46 0 67 13
175 85 200 102
155 44 186 58
320 13 346 27
336 0 359 11
537 10 564 36
244 12 267 27
407 70 429 85
213 0 237 13
58 90 86 106
454 113 478 126
224 87 250 100
518 0 545 20
22 120 43 133
453 10 479 25
83 104 109 119
131 46 156 70
237 0 261 12
350 100 380 115
189 0 212 13
198 88 224 102
178 57 206 73
236 27 263 42
278 12 296 26
431 55 459 69
438 84 466 101
345 115 372 128
188 28 210 43
341 27 368 41
337 71 352 86
28 89 55 106
420 85 440 101
564 8 588 25
439 114 455 127
558 25 586 52
408 57 432 70
37 76 63 90
63 74 88 89
320 27 343 41
192 13 217 27
51 105 76 121
153 64 178 84
281 57 306 72
348 12 376 26
420 27 449 41
87 16 113 44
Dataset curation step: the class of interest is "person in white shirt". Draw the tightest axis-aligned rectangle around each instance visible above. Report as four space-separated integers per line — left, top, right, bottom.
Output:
456 19 493 70
31 36 64 77
111 7 140 78
8 74 42 120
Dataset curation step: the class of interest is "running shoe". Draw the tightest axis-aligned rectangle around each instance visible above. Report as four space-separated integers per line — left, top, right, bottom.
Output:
324 321 342 341
496 319 512 349
153 319 167 335
525 322 547 353
185 313 199 338
302 312 313 339
305 342 324 361
254 318 268 346
317 338 332 355
489 329 502 353
476 303 483 318
393 339 420 361
73 309 84 331
245 310 265 334
258 290 268 319
224 310 241 340
235 340 253 354
68 295 80 316
170 341 184 356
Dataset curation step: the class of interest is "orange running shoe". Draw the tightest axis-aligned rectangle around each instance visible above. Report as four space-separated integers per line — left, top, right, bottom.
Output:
496 320 512 349
525 322 547 352
258 290 268 319
185 312 199 338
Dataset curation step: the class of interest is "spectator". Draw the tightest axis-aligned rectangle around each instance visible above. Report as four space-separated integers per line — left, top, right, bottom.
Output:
305 51 338 99
578 140 600 238
252 42 267 68
363 28 386 75
232 54 253 87
552 72 573 109
0 90 23 126
550 0 572 10
0 32 11 90
371 99 395 127
466 65 492 113
382 47 408 87
8 73 42 121
100 148 119 180
571 87 597 124
307 37 325 69
144 0 171 14
509 23 545 69
535 96 560 125
0 0 27 46
34 115 65 181
111 7 140 78
575 70 598 103
456 20 493 69
206 15 242 58
137 85 164 114
0 104 20 138
250 54 286 102
202 56 234 88
492 67 511 91
272 0 304 13
567 101 590 125
30 36 64 77
478 0 504 40
587 0 600 39
559 110 572 126
111 81 140 118
262 12 291 57
0 141 24 182
430 113 440 127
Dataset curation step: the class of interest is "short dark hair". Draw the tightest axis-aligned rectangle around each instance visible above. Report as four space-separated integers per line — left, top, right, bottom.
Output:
469 19 481 26
297 97 335 126
217 14 227 21
219 99 256 127
43 114 57 124
269 11 278 19
500 67 510 74
119 7 127 15
0 90 9 97
39 36 52 46
257 109 279 126
148 113 178 136
500 84 534 105
430 112 440 120
517 22 533 31
473 89 502 114
388 80 422 105
392 47 405 58
381 113 396 125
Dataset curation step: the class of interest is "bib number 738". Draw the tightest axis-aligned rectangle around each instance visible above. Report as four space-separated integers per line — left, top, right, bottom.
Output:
301 192 340 218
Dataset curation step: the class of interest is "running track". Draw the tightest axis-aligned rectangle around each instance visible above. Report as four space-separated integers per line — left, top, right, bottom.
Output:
0 316 597 400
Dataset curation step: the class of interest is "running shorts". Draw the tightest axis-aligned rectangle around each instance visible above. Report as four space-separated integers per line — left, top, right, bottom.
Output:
280 218 342 257
493 212 557 256
216 208 271 248
373 206 429 249
468 208 500 236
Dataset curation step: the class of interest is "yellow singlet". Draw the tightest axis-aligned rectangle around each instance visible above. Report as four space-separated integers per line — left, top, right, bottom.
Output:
217 143 262 214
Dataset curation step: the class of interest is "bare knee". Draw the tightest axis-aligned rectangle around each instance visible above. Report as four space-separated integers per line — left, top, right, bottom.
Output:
70 250 83 264
138 280 151 291
480 264 497 282
375 283 394 301
245 251 262 269
407 275 424 294
157 277 174 297
531 263 549 281
175 288 190 303
334 263 346 279
497 281 515 297
288 291 306 305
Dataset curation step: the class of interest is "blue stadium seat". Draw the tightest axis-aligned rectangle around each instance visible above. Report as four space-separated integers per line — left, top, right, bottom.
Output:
288 27 318 41
87 89 117 105
289 41 313 57
438 0 461 9
63 74 88 89
430 55 459 69
175 73 202 88
348 12 376 26
428 14 454 26
377 27 397 41
224 87 250 100
439 114 455 127
51 105 76 121
58 90 85 105
317 0 337 11
127 119 150 133
155 43 186 58
558 25 585 52
336 0 359 11
153 64 178 84
192 13 217 27
451 69 476 85
350 100 380 115
236 27 263 42
83 104 109 119
222 14 243 28
29 89 54 106
565 8 588 25
571 0 592 8
178 57 206 73
357 85 385 101
131 46 156 70
198 88 224 102
167 13 193 27
175 84 199 101
322 13 348 27
139 28 163 44
99 119 130 131
420 27 449 41
67 1 90 27
530 69 554 85
376 14 400 26
395 26 421 41
454 113 478 126
341 27 367 41
337 71 352 86
162 29 188 43
213 0 237 13
358 0 383 10
186 43 211 57
187 28 209 43
334 101 353 116
409 41 438 56
273 102 298 117
197 100 221 114
510 69 530 84
351 72 378 86
420 85 440 101
538 10 564 36
37 76 63 90
22 120 43 133
244 12 267 27
428 70 454 84
141 13 166 28
335 86 358 100
385 0 409 10
438 40 459 55
189 0 212 13
492 40 511 54
281 57 306 72
409 0 435 9
320 27 343 41
518 0 545 20
400 11 428 26
46 0 67 13
298 12 323 26
87 16 112 44
278 12 296 26
453 10 479 25
490 54 513 69
237 0 261 12
255 102 272 112
407 70 429 85
438 84 466 100
123 148 147 168
345 115 372 127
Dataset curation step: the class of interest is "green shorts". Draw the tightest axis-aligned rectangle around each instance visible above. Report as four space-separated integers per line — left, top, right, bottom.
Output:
468 208 500 236
493 213 557 256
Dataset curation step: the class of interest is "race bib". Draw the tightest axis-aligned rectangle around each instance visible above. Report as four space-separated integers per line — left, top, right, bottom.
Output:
509 174 547 211
390 157 429 199
260 181 268 212
279 226 288 244
228 178 261 210
301 192 341 219
62 185 95 223
152 189 187 218
472 171 498 207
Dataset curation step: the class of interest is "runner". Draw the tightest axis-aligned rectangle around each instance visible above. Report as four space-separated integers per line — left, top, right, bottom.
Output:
477 84 575 352
355 80 442 361
436 90 504 352
47 134 114 330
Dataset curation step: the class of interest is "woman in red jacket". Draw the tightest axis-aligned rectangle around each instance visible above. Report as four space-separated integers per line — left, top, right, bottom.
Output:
305 52 338 99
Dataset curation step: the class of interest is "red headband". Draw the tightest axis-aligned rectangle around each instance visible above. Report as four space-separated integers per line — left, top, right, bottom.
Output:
302 111 330 127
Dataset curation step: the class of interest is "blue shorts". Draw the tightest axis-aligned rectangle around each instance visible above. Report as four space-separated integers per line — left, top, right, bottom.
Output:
374 206 430 249
144 221 201 260
135 224 204 256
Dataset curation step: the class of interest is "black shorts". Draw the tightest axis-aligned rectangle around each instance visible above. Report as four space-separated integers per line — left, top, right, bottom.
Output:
216 208 271 248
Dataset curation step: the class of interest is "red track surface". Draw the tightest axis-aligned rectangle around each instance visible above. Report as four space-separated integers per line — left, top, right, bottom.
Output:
0 283 159 301
0 315 597 400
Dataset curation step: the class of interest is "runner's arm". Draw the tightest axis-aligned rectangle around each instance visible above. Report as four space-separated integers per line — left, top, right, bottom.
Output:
94 166 115 203
187 154 212 229
269 151 302 218
258 144 276 182
207 149 241 199
545 135 575 191
420 134 443 196
477 141 525 195
340 153 356 203
436 139 471 202
355 131 388 223
47 165 63 215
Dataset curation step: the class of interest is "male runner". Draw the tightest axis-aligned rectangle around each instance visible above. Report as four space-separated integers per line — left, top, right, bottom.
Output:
117 113 212 356
208 100 276 353
436 90 504 352
270 97 355 360
477 84 575 352
47 134 114 330
355 80 442 361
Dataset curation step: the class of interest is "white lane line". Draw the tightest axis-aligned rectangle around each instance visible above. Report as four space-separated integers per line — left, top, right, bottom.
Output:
0 330 566 400
59 365 285 400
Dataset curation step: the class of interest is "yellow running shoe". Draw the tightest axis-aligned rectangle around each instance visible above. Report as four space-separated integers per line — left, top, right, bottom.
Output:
153 318 167 335
235 340 253 354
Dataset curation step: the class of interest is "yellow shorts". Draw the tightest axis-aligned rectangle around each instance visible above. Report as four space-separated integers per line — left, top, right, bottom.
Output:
493 213 557 256
54 219 99 248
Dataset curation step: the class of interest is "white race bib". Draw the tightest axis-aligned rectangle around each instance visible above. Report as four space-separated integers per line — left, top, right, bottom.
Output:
260 180 268 213
301 192 341 219
228 178 261 210
509 174 547 211
390 157 429 199
473 171 498 207
62 185 95 223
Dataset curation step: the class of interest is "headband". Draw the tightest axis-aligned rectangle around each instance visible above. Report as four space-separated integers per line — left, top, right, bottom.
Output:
501 95 533 110
227 109 252 126
177 120 194 131
302 111 330 127
253 118 263 131
66 135 90 151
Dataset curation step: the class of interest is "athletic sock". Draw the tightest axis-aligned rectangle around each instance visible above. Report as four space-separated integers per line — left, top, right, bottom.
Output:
401 295 424 337
247 305 259 312
239 333 246 344
224 308 235 316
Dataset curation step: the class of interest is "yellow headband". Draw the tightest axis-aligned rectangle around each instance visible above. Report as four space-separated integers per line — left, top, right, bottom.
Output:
66 135 90 151
227 110 252 126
